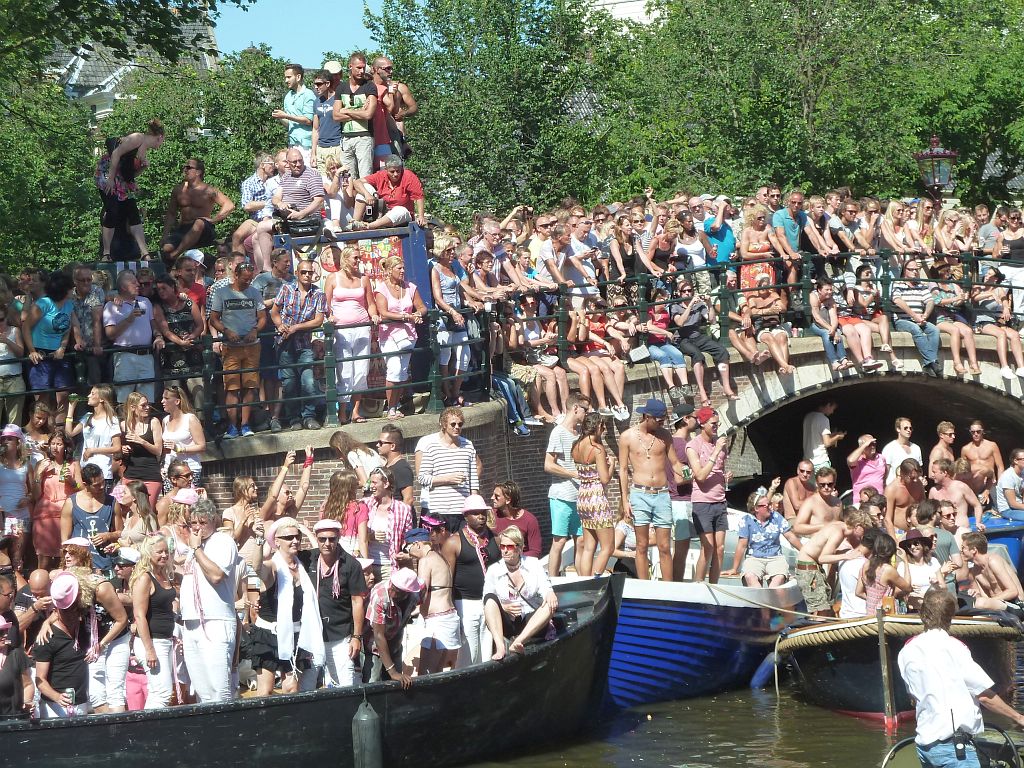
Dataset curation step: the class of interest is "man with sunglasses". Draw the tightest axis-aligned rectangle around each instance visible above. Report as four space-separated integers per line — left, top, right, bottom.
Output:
270 257 325 431
782 460 816 522
375 425 414 506
306 519 366 687
160 158 235 264
961 419 1005 507
310 69 341 174
371 56 417 171
792 466 842 537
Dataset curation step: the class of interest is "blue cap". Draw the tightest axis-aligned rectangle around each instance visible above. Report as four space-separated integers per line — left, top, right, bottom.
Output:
636 398 667 418
405 527 430 544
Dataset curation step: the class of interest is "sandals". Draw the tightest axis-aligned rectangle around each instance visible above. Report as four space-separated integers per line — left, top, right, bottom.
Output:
891 358 904 371
879 344 893 353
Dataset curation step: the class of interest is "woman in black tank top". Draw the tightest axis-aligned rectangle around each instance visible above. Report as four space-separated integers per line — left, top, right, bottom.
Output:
130 536 177 708
120 392 163 507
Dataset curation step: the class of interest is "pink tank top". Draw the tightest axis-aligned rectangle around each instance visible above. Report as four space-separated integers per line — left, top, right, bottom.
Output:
331 280 370 325
864 574 893 614
375 283 417 345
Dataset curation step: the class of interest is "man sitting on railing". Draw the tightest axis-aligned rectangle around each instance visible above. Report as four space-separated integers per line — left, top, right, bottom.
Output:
351 154 426 230
271 149 326 237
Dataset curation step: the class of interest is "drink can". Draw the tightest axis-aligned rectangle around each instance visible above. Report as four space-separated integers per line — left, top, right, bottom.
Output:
64 688 76 706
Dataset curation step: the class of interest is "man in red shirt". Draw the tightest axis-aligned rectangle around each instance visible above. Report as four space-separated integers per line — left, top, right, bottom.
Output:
351 154 426 229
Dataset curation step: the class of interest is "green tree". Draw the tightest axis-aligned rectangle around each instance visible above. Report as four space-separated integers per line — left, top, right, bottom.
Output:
0 71 97 272
100 46 289 249
364 0 634 224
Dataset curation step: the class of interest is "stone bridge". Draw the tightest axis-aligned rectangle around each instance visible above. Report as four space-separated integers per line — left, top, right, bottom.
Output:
707 330 1024 487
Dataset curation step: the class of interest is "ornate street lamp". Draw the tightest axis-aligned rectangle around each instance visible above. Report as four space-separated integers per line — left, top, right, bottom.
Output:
913 135 958 206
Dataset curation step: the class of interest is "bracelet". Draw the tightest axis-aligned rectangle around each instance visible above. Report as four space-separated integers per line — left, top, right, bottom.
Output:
303 457 314 468
385 663 395 672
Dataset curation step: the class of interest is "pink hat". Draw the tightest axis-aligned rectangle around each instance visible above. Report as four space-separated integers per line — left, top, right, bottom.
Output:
110 484 131 504
0 424 23 441
313 519 343 533
172 488 199 506
357 557 374 571
267 516 300 550
0 614 11 631
389 567 423 593
462 494 490 514
62 537 91 549
50 572 80 610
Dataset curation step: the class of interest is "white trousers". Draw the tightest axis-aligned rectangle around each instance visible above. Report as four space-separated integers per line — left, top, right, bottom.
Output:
333 325 370 403
454 598 490 669
182 619 237 703
88 632 130 709
324 637 361 687
144 637 175 709
41 701 91 718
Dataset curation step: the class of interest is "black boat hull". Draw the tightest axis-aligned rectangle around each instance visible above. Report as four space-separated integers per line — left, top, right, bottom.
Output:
787 633 1016 717
0 577 620 768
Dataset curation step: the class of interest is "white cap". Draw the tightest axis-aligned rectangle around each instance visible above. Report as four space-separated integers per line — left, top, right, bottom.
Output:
184 249 205 266
699 193 715 201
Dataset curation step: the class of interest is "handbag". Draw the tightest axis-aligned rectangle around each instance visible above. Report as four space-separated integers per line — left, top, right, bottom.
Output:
628 344 652 363
464 313 482 341
280 214 323 239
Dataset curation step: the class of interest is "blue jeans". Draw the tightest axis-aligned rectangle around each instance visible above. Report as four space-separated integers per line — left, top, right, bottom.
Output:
894 318 940 366
916 741 980 768
279 346 317 423
806 324 847 365
648 343 687 368
492 373 529 424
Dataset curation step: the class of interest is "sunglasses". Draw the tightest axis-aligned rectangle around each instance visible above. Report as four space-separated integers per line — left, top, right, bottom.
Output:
498 543 518 551
276 533 300 542
298 269 315 275
818 481 836 488
317 536 338 544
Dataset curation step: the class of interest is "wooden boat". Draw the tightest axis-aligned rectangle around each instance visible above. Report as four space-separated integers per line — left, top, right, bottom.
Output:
778 611 1024 723
607 577 806 708
0 576 621 768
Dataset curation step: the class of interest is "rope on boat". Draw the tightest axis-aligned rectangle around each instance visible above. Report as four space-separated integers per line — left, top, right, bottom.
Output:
704 582 834 621
776 618 1021 653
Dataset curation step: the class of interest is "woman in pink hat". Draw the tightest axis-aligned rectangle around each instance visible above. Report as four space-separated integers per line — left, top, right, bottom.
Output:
155 458 194 528
31 428 82 569
0 610 32 720
33 571 95 717
252 517 323 696
158 487 198 573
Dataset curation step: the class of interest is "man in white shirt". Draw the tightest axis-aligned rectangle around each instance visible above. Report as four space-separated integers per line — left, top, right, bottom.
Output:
995 448 1024 517
180 498 240 703
801 400 843 470
881 416 922 484
898 588 1024 766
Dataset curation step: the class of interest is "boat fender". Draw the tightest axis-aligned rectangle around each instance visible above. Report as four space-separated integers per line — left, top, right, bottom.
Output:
749 652 777 689
353 700 383 768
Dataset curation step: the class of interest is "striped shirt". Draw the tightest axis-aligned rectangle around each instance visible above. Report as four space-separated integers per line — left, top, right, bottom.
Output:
415 432 479 516
891 280 933 322
277 166 325 210
239 172 269 221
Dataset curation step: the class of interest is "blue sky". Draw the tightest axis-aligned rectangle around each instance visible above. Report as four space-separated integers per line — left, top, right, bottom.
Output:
214 0 382 66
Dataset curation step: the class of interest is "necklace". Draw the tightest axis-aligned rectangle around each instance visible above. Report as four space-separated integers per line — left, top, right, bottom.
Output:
639 431 657 459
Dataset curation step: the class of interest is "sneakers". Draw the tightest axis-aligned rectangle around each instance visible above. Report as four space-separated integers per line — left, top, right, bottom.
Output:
269 418 282 433
523 416 544 427
513 422 531 437
612 405 630 421
303 417 321 430
598 406 614 417
924 363 939 378
240 425 254 437
1016 367 1024 378
224 425 239 440
289 421 304 431
863 357 883 372
1001 366 1015 380
668 386 685 401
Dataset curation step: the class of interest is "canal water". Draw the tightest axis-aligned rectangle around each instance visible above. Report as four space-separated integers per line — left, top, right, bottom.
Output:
467 648 1024 768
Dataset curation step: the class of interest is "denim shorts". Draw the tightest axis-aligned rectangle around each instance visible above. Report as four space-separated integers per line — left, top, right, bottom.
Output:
671 500 694 540
630 489 673 528
549 498 582 538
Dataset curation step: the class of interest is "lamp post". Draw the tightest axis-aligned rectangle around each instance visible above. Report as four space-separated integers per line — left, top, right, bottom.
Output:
913 135 958 208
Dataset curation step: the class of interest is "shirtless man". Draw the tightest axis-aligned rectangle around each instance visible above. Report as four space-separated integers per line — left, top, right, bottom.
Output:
884 458 925 536
783 461 815 521
792 466 842 537
161 158 236 264
961 420 1004 507
960 531 1024 617
928 458 984 532
928 421 957 465
407 528 460 674
794 508 874 616
619 399 687 582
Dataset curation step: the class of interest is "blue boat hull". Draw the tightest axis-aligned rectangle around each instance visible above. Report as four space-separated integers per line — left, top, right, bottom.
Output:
607 579 805 708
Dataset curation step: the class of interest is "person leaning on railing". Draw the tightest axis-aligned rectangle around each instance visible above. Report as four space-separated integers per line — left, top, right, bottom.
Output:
373 254 426 420
24 271 78 414
890 259 941 377
271 257 326 431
